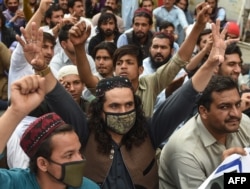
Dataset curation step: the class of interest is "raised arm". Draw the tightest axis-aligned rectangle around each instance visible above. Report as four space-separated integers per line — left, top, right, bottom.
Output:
177 2 211 62
25 0 53 34
0 75 45 154
16 22 89 145
69 21 100 89
151 19 239 148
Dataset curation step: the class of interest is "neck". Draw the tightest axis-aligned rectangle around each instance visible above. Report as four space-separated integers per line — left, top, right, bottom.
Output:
131 79 139 92
105 34 115 42
36 172 66 189
109 131 123 145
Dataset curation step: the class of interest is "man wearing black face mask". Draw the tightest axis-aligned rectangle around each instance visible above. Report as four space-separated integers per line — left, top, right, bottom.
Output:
3 0 26 35
0 75 100 189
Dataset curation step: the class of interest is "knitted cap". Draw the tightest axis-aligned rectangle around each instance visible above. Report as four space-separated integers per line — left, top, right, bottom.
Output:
20 113 66 158
227 22 240 37
57 65 79 80
96 76 133 97
134 7 152 17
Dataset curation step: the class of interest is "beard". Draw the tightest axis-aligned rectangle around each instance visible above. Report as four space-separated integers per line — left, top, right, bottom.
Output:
103 29 114 37
149 53 172 70
49 21 57 29
134 31 146 40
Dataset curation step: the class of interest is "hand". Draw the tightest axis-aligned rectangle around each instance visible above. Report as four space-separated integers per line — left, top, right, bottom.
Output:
195 2 212 26
222 147 247 161
207 20 239 70
16 22 46 70
59 79 70 92
15 10 25 19
38 0 54 15
203 33 213 54
241 92 250 111
240 84 250 92
165 74 187 97
69 21 91 47
10 75 46 116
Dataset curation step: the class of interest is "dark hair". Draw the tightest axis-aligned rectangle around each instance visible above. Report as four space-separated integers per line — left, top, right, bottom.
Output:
58 23 73 43
132 8 153 25
88 94 148 154
139 0 154 7
91 41 117 60
43 32 56 47
29 124 75 173
225 43 242 61
159 20 175 31
152 32 174 49
44 3 63 20
196 29 212 45
113 44 143 67
197 75 239 111
175 0 189 12
100 5 113 13
0 11 6 29
68 0 82 8
96 12 119 34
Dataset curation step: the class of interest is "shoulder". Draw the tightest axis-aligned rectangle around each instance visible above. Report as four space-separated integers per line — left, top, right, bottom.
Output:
81 177 100 189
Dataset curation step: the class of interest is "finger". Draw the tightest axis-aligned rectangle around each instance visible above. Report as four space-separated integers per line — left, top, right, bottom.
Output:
85 25 91 37
37 28 44 46
222 147 247 160
16 34 26 48
31 22 38 42
20 27 30 44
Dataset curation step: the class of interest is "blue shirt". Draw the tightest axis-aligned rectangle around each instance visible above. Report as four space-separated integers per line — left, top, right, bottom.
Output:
0 166 100 189
153 5 188 31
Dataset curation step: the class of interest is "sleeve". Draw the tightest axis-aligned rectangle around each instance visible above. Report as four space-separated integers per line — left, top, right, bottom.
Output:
178 9 189 29
143 53 189 98
159 152 206 189
217 8 226 21
149 79 201 148
8 42 34 99
7 132 29 169
45 82 89 145
116 34 128 48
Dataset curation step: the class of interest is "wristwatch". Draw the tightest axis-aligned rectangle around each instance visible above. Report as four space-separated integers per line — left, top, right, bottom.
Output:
35 66 51 77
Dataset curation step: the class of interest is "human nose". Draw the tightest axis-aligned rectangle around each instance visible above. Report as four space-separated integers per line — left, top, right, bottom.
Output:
229 106 241 117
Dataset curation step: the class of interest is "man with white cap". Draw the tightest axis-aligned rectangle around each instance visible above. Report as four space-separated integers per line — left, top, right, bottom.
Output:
57 65 94 112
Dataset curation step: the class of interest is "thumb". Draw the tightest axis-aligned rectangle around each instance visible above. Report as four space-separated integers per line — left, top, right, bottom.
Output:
85 25 91 37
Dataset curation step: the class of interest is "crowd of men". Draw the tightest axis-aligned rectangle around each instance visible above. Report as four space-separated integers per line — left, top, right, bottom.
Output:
0 0 250 189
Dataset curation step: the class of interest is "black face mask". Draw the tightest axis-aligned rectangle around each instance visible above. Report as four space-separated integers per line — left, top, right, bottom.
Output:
47 159 86 187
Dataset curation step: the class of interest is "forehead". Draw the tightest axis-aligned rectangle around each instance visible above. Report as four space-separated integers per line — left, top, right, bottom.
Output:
101 17 115 23
134 16 150 24
104 87 134 102
142 0 153 5
62 74 80 80
43 40 54 47
51 132 81 154
96 49 111 56
152 37 171 46
6 0 18 4
224 53 241 62
51 10 64 16
106 0 116 4
118 54 137 61
211 89 240 104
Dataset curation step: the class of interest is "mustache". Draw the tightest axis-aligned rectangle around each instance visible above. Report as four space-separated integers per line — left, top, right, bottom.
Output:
225 116 241 122
154 53 164 58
